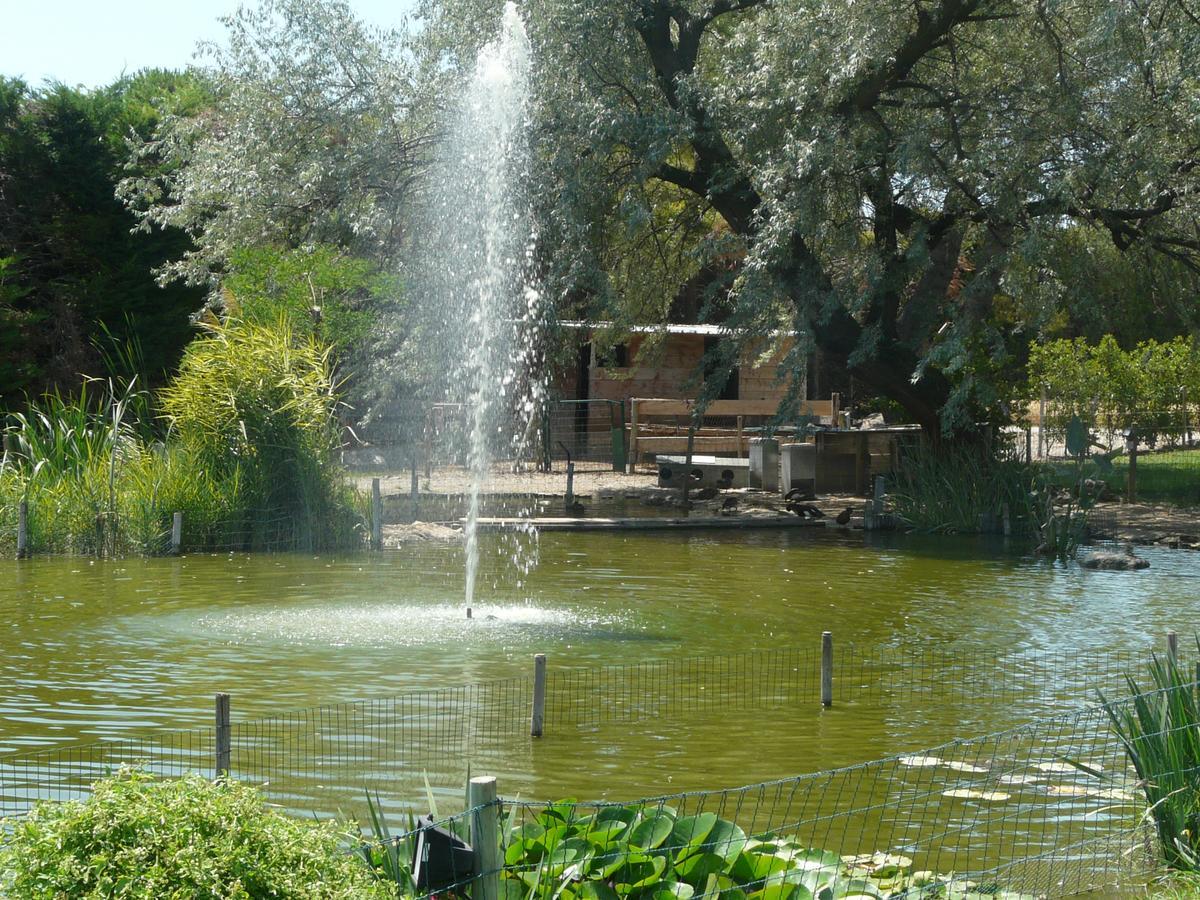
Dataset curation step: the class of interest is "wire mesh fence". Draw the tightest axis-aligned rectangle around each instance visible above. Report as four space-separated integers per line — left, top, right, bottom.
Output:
383 686 1171 899
0 641 1184 834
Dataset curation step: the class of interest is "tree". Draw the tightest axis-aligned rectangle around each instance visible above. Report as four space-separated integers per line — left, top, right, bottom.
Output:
419 0 1200 437
0 72 208 406
120 0 433 289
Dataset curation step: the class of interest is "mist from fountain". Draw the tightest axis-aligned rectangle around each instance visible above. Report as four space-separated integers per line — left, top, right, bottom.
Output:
420 2 544 618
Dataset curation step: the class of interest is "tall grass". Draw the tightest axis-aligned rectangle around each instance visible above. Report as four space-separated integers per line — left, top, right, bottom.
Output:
889 443 1042 535
0 320 365 556
1101 649 1200 871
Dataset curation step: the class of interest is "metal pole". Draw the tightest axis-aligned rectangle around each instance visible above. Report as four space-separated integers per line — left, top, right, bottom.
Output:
821 632 833 708
468 776 500 900
215 692 231 778
530 654 547 737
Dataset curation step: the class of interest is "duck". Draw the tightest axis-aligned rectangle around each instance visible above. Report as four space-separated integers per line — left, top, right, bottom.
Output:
834 507 853 526
784 487 816 502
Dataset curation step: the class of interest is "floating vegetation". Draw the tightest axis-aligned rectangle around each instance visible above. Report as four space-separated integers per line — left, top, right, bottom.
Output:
942 788 1012 801
898 755 943 768
944 761 990 773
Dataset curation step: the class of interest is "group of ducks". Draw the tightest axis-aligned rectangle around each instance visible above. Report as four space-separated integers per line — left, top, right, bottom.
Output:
783 487 853 525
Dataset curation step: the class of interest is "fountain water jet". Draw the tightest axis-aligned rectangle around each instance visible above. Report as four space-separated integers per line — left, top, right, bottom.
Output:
420 3 544 618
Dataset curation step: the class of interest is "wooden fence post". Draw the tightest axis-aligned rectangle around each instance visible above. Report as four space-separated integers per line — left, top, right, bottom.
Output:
627 400 640 473
564 462 576 511
531 654 547 737
821 632 833 708
1168 631 1178 661
16 501 28 559
468 776 500 900
371 477 382 551
1127 442 1138 503
171 511 183 555
215 692 231 778
410 452 419 521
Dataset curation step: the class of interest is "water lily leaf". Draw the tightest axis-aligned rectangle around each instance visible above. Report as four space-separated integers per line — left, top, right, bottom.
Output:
704 818 748 862
645 881 697 899
943 761 989 773
671 813 718 855
539 800 580 826
731 850 794 884
790 849 841 872
576 883 619 900
942 789 1011 801
675 851 726 884
828 878 881 899
629 810 676 850
615 855 668 891
839 852 911 877
997 774 1041 785
898 755 943 767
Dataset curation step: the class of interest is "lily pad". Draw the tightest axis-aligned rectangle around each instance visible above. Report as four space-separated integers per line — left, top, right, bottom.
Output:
942 788 1011 801
996 773 1041 785
629 811 676 851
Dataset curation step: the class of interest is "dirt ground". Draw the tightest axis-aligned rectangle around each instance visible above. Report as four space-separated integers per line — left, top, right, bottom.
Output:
358 466 1199 549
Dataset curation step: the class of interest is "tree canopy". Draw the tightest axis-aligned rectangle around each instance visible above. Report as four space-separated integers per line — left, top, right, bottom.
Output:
419 0 1200 435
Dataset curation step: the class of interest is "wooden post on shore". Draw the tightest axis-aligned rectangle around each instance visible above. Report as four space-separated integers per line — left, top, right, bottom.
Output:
627 400 640 473
410 452 419 521
215 692 231 778
468 776 500 900
16 501 28 559
866 475 885 530
682 418 697 505
564 462 575 511
1038 386 1047 459
821 632 833 708
530 654 546 737
1127 442 1138 503
1168 631 1179 661
371 478 382 551
171 512 183 554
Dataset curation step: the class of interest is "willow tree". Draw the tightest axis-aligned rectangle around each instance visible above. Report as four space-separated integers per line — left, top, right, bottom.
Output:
421 0 1200 436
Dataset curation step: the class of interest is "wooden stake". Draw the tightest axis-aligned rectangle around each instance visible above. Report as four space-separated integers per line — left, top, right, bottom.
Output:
1168 631 1179 661
371 477 382 551
468 776 500 900
821 632 833 708
410 452 419 521
16 501 28 559
215 692 231 778
531 654 546 737
627 400 640 473
171 511 183 554
564 462 575 511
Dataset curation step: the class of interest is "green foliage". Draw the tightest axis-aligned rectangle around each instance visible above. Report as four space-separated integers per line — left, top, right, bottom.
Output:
1101 649 1200 872
888 443 1041 536
0 770 392 899
369 799 1033 899
0 72 208 407
1028 337 1200 439
0 320 364 556
160 318 361 551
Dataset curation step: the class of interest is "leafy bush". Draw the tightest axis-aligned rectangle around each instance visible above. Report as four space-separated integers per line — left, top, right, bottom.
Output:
1101 649 1200 871
0 771 393 899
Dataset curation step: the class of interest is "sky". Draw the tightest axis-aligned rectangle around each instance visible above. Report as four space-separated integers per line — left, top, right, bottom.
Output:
2 0 419 89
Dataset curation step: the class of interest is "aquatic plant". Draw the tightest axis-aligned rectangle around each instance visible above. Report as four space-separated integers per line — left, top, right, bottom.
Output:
1101 648 1200 871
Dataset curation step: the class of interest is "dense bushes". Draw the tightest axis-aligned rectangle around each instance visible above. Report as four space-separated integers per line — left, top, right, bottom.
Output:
0 319 364 555
1028 336 1200 438
0 771 392 899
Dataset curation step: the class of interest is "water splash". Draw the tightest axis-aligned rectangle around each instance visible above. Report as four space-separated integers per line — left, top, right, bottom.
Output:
421 3 543 617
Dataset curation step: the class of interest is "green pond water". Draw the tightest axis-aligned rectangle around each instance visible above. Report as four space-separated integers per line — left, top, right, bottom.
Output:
0 529 1196 882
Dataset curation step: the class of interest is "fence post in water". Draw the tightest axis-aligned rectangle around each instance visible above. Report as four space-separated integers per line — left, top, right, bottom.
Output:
215 692 231 778
610 400 626 473
821 632 833 708
564 462 575 511
371 477 382 551
16 501 28 559
171 512 183 554
468 776 500 900
410 451 420 521
531 654 547 737
1168 631 1179 661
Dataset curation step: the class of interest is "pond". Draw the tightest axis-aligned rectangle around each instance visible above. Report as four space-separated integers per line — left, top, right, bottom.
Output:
0 529 1195 882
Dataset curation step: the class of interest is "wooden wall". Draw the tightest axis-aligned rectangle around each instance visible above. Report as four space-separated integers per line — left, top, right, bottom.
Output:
552 333 801 406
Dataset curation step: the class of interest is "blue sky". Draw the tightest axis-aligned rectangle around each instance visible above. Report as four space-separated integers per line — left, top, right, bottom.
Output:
2 0 419 89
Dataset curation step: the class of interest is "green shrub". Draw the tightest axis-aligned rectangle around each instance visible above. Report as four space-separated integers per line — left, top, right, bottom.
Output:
0 771 392 899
